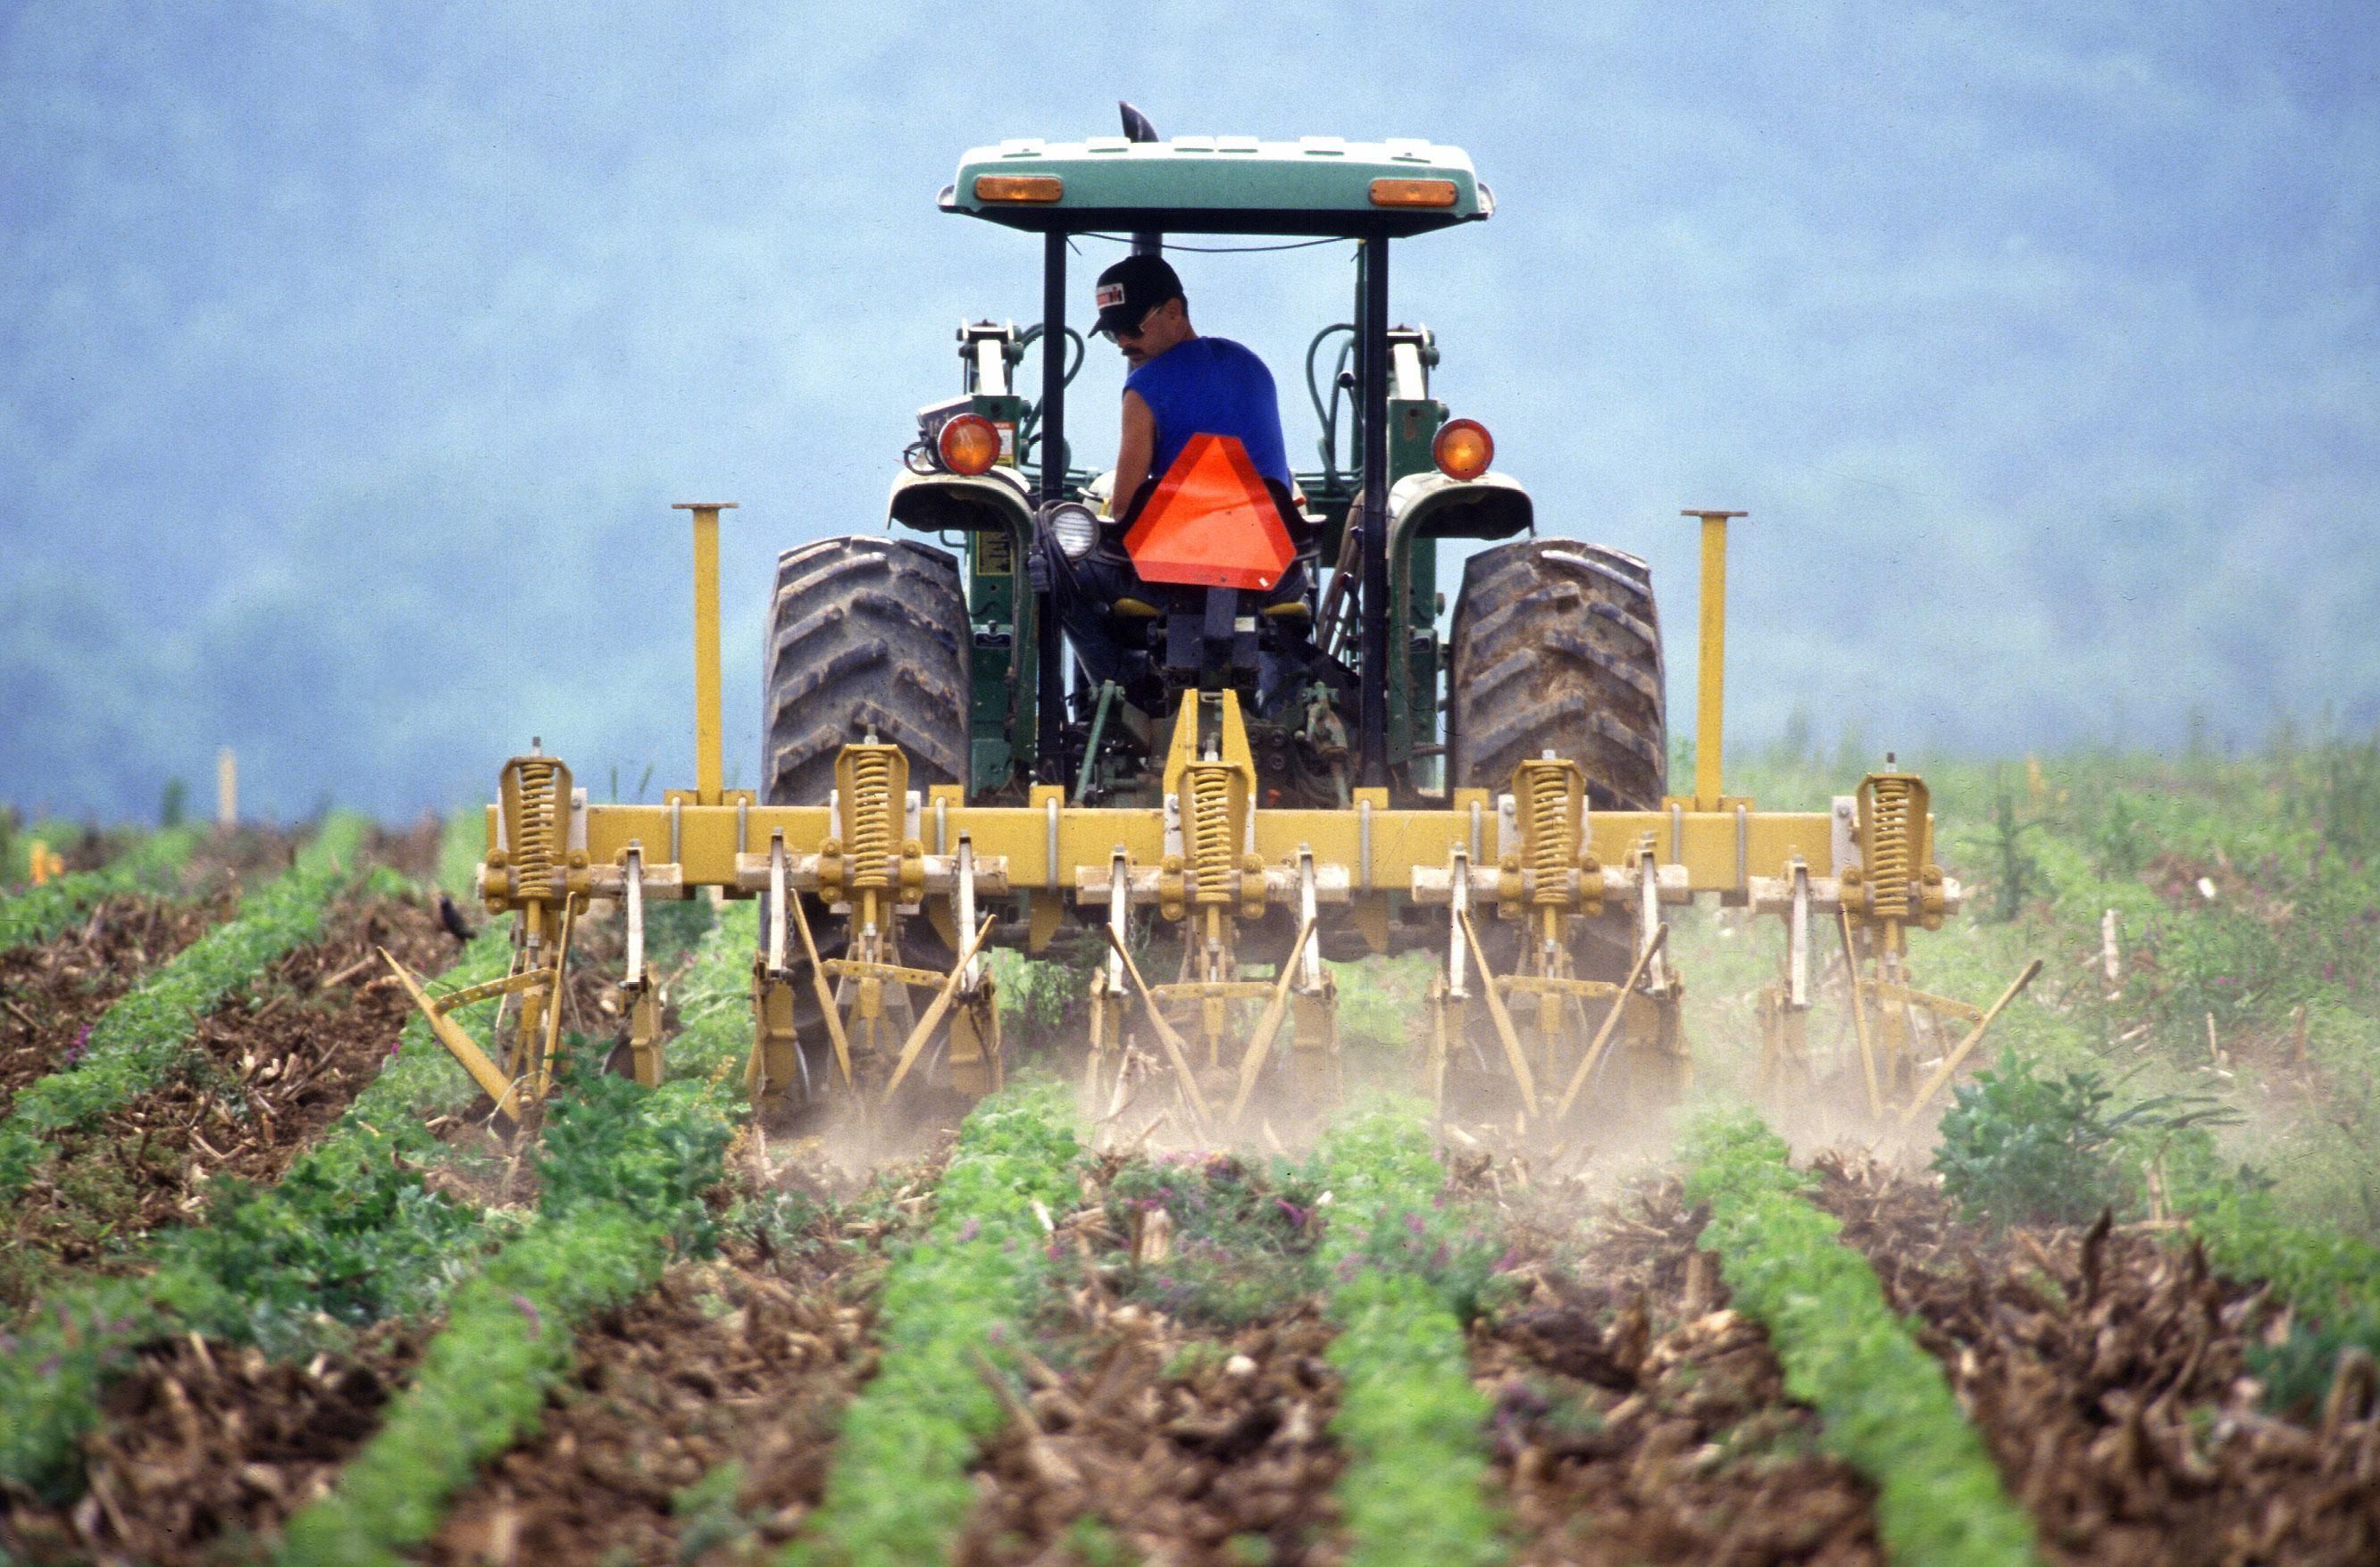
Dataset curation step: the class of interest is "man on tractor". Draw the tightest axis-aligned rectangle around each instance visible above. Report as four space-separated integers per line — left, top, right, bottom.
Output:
1040 252 1312 712
1093 253 1290 509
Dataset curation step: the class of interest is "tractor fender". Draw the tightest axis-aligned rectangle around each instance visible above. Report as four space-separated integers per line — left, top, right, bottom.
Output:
886 467 1037 539
1386 470 1534 545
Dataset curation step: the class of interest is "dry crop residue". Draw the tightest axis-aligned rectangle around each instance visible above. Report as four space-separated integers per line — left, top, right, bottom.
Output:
1476 1171 1882 1565
959 1311 1345 1565
422 1189 879 1564
1809 1150 2380 1565
0 1328 420 1565
0 893 231 1120
3 894 455 1293
953 1147 1345 1565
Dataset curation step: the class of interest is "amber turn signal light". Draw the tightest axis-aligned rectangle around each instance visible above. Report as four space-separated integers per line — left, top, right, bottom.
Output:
1369 178 1458 207
939 414 1002 475
975 174 1064 203
1432 418 1493 480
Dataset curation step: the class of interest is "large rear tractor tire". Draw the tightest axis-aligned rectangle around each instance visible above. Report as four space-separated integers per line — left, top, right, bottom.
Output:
760 536 973 1113
764 535 971 803
1447 538 1666 809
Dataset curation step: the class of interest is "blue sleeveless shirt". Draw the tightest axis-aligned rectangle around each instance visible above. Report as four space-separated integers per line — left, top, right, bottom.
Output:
1124 337 1290 488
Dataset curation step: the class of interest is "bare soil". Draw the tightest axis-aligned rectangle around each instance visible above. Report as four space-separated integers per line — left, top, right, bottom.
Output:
1809 1150 2380 1565
366 815 444 884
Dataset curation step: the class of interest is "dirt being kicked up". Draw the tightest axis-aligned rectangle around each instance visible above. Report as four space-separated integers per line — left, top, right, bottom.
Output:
0 893 234 1121
1476 1173 1883 1566
2 891 460 1300
1809 1150 2380 1566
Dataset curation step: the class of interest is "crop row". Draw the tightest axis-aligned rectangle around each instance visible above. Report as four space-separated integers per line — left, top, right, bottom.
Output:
789 1078 1084 1565
1681 1110 2040 1567
272 899 756 1563
0 821 511 1499
1308 1104 1507 1567
0 813 369 1200
0 823 205 956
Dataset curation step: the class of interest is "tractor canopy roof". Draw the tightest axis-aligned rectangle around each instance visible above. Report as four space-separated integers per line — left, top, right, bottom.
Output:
941 135 1491 238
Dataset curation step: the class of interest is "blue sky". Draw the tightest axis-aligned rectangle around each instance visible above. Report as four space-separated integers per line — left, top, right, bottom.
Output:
3 2 2374 820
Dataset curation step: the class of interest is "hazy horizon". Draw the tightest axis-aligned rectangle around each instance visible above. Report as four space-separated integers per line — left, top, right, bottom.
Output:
4 3 2374 821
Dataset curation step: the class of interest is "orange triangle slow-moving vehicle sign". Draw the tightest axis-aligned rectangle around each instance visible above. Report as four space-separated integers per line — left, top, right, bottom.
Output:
1122 434 1296 591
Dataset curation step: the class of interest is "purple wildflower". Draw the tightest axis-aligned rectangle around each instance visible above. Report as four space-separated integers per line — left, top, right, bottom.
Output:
513 1293 543 1338
1275 1198 1309 1229
63 1023 93 1068
1403 1212 1428 1238
956 1216 981 1243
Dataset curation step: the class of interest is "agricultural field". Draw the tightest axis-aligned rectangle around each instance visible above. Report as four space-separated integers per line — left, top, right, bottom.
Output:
3 738 2378 1566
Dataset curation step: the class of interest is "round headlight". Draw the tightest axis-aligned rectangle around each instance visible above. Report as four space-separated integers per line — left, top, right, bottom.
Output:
1046 501 1098 561
939 413 1002 476
1432 418 1493 481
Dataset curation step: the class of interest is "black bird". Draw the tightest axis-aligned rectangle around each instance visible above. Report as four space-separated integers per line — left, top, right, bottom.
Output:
437 892 478 943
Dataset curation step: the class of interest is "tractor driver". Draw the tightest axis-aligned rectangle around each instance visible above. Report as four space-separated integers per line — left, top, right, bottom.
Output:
1039 254 1302 708
1092 253 1291 512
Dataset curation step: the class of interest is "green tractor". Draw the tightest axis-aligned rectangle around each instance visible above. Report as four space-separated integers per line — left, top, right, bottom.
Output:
749 105 1672 1121
766 105 1666 884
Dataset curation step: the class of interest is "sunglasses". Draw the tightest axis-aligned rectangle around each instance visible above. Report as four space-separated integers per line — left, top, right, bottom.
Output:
1100 304 1157 343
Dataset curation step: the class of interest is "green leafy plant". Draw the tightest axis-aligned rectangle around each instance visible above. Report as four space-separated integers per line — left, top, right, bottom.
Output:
1983 766 2043 923
274 1208 672 1567
1683 1110 2038 1567
1933 1054 2238 1229
1310 1101 1507 1567
2169 1161 2380 1416
1105 1152 1324 1326
0 819 532 1503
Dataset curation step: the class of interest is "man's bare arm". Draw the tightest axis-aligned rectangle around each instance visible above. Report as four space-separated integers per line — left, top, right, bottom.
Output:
1111 390 1156 519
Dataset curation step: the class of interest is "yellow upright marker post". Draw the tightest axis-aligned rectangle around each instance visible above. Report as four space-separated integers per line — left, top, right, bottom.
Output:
217 747 238 828
1683 510 1746 811
673 502 737 805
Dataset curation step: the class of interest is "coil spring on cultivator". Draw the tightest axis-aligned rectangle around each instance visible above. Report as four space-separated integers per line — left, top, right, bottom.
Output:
501 755 569 903
1185 763 1237 905
839 746 899 891
1866 776 1915 922
1519 760 1576 903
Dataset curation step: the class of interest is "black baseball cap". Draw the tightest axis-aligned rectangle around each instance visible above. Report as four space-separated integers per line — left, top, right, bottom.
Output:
1092 254 1184 338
